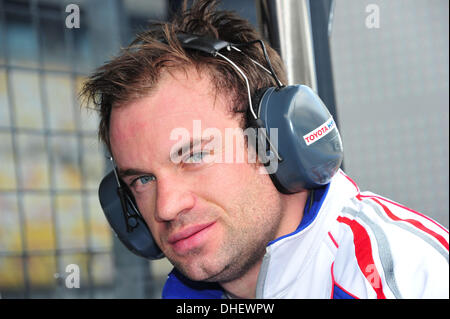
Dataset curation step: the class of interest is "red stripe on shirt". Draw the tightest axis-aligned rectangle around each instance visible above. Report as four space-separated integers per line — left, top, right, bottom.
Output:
330 262 335 299
339 171 360 193
357 194 448 235
366 197 449 251
328 231 339 248
337 216 386 299
330 262 359 299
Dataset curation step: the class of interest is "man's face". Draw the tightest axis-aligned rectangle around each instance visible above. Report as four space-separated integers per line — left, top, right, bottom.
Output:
109 68 284 282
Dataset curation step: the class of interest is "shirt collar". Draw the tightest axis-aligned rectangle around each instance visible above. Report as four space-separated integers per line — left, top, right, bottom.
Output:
267 183 330 246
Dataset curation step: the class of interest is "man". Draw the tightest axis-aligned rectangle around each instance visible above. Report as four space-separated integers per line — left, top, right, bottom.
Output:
82 0 449 298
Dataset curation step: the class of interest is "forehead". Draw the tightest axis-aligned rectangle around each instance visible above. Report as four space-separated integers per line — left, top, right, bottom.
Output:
108 67 241 164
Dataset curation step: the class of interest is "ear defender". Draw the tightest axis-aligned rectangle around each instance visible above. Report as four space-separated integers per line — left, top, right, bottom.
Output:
252 85 343 193
99 165 164 259
98 33 344 259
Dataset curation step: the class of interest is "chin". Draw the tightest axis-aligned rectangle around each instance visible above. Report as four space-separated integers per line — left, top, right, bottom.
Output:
173 253 229 282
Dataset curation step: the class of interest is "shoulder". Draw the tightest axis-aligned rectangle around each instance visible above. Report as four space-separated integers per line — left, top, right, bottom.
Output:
328 173 449 298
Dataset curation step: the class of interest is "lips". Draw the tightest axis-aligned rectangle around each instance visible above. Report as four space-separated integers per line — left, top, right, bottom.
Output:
167 222 216 254
168 222 215 244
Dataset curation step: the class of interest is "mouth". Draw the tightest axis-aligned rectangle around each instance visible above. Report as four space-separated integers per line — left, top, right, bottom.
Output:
167 221 216 255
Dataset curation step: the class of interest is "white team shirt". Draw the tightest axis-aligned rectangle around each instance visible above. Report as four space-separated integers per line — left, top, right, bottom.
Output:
256 170 449 298
162 170 449 299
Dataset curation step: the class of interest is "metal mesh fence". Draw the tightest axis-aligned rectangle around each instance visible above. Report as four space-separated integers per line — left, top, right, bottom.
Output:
0 0 175 299
0 0 113 298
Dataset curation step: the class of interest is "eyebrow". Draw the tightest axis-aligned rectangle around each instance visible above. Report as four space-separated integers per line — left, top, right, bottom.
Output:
118 168 152 180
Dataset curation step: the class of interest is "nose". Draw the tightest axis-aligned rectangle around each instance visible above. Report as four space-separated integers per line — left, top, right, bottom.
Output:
154 173 196 222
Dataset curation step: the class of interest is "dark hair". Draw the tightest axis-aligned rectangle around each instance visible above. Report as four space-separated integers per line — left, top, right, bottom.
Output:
80 0 286 149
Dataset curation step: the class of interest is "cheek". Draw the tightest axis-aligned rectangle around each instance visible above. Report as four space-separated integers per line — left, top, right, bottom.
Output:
198 162 257 202
201 162 275 226
211 163 258 186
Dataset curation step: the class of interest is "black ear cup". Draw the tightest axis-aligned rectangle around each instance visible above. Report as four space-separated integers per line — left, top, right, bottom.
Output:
256 85 343 193
98 171 164 259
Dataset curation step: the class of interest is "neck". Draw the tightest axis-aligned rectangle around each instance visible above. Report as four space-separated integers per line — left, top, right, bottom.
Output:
219 189 310 299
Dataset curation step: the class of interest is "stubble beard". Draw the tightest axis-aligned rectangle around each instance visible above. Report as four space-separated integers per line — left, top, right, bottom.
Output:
170 175 284 284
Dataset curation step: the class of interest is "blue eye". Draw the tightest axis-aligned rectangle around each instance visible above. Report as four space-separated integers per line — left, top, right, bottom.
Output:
184 152 206 163
130 175 155 188
138 175 155 184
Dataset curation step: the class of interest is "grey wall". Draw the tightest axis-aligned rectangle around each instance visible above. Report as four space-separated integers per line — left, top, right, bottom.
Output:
330 0 449 227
